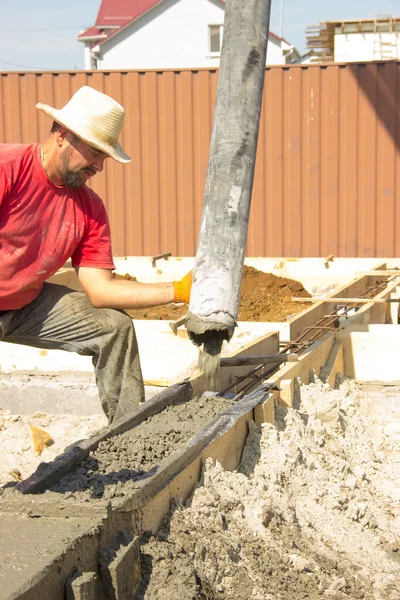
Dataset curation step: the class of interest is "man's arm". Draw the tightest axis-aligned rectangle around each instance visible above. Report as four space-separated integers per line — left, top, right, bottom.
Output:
76 266 175 309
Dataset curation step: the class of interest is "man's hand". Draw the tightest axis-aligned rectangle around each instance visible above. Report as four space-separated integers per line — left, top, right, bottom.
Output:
173 271 192 303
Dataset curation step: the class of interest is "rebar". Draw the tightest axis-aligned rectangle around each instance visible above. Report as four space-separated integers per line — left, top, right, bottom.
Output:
218 276 395 399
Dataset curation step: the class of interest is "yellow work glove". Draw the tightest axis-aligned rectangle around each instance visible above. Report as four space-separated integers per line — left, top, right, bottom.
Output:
173 271 192 303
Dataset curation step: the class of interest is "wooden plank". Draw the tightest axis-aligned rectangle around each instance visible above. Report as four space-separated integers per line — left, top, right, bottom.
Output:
254 394 275 426
267 333 335 389
319 341 344 389
220 353 298 367
354 270 400 276
279 378 294 408
293 297 400 304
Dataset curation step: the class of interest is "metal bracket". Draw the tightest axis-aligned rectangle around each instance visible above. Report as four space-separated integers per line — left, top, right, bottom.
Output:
151 252 172 268
169 314 188 335
324 254 334 269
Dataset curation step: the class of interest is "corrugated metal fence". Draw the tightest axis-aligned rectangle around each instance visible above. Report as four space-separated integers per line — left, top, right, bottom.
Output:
1 62 399 257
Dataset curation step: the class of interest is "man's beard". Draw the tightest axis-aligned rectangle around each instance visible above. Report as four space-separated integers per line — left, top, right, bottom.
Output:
60 149 94 188
61 168 86 188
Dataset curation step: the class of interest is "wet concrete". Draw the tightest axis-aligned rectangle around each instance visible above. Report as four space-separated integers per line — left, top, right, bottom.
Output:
0 513 100 600
0 391 238 599
47 395 234 501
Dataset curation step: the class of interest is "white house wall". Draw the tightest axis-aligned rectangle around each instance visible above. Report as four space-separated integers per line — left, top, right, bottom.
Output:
266 38 286 64
95 0 284 70
334 31 400 62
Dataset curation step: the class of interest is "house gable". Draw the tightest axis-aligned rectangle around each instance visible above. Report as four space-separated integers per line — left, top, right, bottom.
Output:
78 0 225 47
78 0 297 68
78 0 288 49
90 0 226 69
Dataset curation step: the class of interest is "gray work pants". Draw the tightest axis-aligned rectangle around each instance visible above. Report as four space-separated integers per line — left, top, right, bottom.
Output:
0 283 145 423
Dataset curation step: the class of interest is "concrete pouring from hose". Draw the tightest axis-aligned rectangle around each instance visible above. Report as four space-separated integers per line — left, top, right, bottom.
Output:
172 270 229 356
186 263 241 355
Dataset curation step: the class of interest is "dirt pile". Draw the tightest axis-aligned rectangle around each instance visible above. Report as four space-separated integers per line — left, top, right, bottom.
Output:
136 379 400 600
118 266 311 322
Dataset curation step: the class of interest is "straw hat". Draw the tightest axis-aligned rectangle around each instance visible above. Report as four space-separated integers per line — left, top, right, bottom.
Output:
36 86 131 163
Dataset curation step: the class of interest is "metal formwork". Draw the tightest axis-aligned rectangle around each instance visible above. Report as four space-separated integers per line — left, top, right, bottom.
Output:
1 62 399 257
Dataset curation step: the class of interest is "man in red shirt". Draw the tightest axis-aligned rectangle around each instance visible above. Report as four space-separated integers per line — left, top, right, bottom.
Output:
0 86 191 423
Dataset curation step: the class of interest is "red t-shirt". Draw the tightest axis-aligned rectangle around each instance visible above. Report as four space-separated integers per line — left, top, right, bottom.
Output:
0 143 115 310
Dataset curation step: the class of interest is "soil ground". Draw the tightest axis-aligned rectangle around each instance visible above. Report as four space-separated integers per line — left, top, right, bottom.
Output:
136 379 400 600
0 410 107 486
118 266 311 322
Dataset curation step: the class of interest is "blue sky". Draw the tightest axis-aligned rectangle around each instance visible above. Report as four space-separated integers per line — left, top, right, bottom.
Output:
0 0 397 71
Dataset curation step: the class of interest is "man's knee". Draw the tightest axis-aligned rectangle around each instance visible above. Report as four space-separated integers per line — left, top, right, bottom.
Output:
99 308 134 337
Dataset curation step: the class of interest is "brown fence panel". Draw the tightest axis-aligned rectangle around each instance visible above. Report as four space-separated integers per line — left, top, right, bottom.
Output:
1 63 399 257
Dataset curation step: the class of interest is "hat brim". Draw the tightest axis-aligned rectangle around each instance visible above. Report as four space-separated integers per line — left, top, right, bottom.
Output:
36 102 131 164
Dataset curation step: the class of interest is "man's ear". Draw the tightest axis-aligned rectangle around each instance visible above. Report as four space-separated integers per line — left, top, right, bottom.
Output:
55 126 72 148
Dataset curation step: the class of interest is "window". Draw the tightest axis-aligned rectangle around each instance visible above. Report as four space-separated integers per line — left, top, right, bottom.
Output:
209 25 223 53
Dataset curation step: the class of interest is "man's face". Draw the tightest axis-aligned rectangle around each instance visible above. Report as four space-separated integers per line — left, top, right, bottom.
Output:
59 134 108 188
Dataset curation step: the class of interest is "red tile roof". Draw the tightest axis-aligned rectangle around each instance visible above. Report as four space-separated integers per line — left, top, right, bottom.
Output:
78 0 174 42
77 26 108 39
96 0 162 26
77 0 288 47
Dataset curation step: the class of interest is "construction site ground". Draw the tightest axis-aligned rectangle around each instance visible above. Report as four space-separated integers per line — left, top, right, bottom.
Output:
1 257 400 599
137 379 400 600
